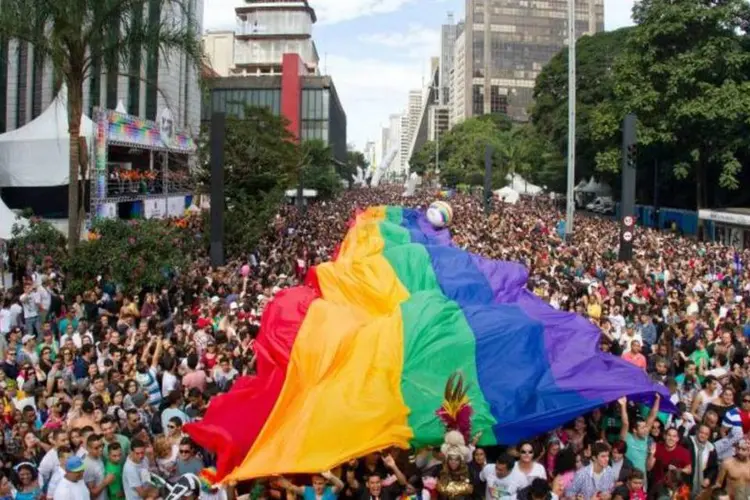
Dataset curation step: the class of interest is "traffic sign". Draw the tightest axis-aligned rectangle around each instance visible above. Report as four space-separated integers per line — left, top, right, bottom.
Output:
623 216 634 227
623 231 633 242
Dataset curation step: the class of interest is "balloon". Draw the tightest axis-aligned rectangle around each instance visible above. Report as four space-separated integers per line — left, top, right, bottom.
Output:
241 265 250 277
426 201 453 228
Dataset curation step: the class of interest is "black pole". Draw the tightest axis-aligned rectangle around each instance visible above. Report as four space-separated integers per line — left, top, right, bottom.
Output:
483 145 493 216
618 114 637 262
209 112 226 268
653 159 659 228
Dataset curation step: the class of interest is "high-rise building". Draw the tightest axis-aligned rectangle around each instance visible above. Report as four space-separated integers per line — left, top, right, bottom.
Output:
456 0 604 123
440 13 457 106
428 105 450 142
233 0 320 76
449 24 466 127
203 30 235 76
388 113 403 176
0 0 205 134
406 90 422 146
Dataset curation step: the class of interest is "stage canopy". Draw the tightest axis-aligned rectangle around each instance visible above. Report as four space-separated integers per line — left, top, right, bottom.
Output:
0 85 94 187
0 197 27 240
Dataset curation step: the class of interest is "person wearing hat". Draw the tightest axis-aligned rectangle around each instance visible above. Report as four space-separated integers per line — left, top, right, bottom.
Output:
52 456 89 499
18 335 38 366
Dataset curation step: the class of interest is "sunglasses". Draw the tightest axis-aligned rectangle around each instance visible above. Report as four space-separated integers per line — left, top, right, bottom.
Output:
743 399 750 404
520 449 534 455
179 449 192 454
168 425 177 430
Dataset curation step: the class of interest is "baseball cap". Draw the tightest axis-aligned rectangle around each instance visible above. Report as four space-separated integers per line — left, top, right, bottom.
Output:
21 334 35 345
65 456 85 473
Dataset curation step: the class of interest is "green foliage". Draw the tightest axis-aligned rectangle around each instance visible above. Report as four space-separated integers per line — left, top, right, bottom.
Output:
409 140 436 176
299 140 342 200
9 219 67 269
196 106 298 253
64 218 198 296
611 0 750 207
532 28 633 185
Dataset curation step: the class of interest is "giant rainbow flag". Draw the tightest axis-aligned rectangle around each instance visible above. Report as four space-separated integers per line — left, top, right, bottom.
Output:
185 206 671 482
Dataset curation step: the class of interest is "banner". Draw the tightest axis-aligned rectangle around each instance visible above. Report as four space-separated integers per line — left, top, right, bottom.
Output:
167 196 185 217
97 203 118 219
144 198 167 219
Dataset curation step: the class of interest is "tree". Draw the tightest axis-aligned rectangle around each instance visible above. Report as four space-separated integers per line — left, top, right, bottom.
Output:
531 28 634 184
299 140 342 200
612 0 750 208
196 106 298 256
409 140 437 176
341 151 366 185
438 117 508 187
0 0 203 248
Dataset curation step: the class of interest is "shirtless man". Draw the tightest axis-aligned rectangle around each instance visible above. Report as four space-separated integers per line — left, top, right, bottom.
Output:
715 440 750 499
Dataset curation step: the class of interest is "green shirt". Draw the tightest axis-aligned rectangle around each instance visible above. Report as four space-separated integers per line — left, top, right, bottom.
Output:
105 460 124 499
104 434 131 465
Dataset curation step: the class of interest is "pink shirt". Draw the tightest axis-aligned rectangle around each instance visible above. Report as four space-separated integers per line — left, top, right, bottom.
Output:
182 370 207 391
622 352 647 370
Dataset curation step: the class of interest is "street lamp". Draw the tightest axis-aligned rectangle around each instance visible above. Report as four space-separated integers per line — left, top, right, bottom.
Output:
565 0 577 239
429 85 441 177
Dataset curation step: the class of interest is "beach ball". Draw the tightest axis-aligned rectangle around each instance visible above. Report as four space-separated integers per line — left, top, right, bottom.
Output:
426 201 453 228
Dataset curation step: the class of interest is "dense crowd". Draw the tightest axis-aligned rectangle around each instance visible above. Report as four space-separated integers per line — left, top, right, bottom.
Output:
0 187 748 500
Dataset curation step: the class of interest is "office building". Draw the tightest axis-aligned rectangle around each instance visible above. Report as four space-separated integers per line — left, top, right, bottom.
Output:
428 105 450 142
0 0 205 135
233 0 320 76
449 24 466 127
456 0 604 123
203 54 347 163
406 90 422 147
380 126 391 165
440 14 457 106
203 30 235 76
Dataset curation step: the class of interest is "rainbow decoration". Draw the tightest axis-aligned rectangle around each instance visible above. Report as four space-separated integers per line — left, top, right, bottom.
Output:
106 111 195 151
185 206 671 482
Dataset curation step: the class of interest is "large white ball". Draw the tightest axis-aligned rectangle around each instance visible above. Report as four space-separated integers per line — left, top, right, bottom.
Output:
426 201 453 228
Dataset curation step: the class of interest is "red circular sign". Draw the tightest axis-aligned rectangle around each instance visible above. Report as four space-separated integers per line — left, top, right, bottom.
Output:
623 216 634 227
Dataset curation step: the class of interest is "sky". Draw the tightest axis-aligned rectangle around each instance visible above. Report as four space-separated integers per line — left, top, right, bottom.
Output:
204 0 637 151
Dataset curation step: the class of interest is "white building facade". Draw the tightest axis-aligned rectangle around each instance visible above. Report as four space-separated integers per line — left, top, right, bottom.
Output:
232 0 319 75
0 0 204 135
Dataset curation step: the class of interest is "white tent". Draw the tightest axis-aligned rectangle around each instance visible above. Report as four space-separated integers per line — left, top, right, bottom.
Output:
0 85 95 187
0 198 27 240
115 100 127 113
506 173 543 195
494 186 520 204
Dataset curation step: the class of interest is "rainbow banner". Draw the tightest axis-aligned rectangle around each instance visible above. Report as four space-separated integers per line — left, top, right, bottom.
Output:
185 206 671 482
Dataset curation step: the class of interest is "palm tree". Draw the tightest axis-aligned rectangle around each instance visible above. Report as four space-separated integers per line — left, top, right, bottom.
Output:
0 0 203 248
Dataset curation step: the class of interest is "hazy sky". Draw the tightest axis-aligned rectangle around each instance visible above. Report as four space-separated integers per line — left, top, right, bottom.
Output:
204 0 637 150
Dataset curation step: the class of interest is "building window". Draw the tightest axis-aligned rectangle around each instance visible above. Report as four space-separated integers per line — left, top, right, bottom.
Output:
16 42 29 126
128 3 142 116
145 0 161 120
0 37 7 133
31 50 44 119
90 58 101 115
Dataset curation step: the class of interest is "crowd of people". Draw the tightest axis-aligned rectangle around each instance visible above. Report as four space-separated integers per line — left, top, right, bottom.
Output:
0 186 748 500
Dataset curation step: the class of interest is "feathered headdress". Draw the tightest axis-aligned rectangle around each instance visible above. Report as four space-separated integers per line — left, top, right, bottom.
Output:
435 372 473 447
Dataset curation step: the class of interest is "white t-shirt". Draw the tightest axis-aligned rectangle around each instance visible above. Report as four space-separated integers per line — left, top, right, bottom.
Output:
0 307 11 334
511 462 547 489
53 477 91 500
480 464 527 500
161 370 178 397
9 303 22 328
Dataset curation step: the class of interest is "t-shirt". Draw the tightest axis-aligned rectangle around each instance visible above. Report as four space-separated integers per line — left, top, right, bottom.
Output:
303 485 338 500
105 460 124 500
651 443 691 486
161 371 178 397
53 477 91 500
122 457 149 500
480 464 527 500
625 433 649 474
104 435 130 465
83 455 109 500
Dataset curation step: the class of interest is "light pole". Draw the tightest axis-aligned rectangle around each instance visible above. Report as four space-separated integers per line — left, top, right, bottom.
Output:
565 0 577 238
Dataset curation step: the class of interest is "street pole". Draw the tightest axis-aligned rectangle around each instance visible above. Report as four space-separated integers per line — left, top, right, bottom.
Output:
565 0 576 239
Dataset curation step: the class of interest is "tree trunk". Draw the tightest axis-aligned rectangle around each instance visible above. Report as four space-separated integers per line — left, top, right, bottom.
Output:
67 79 84 249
